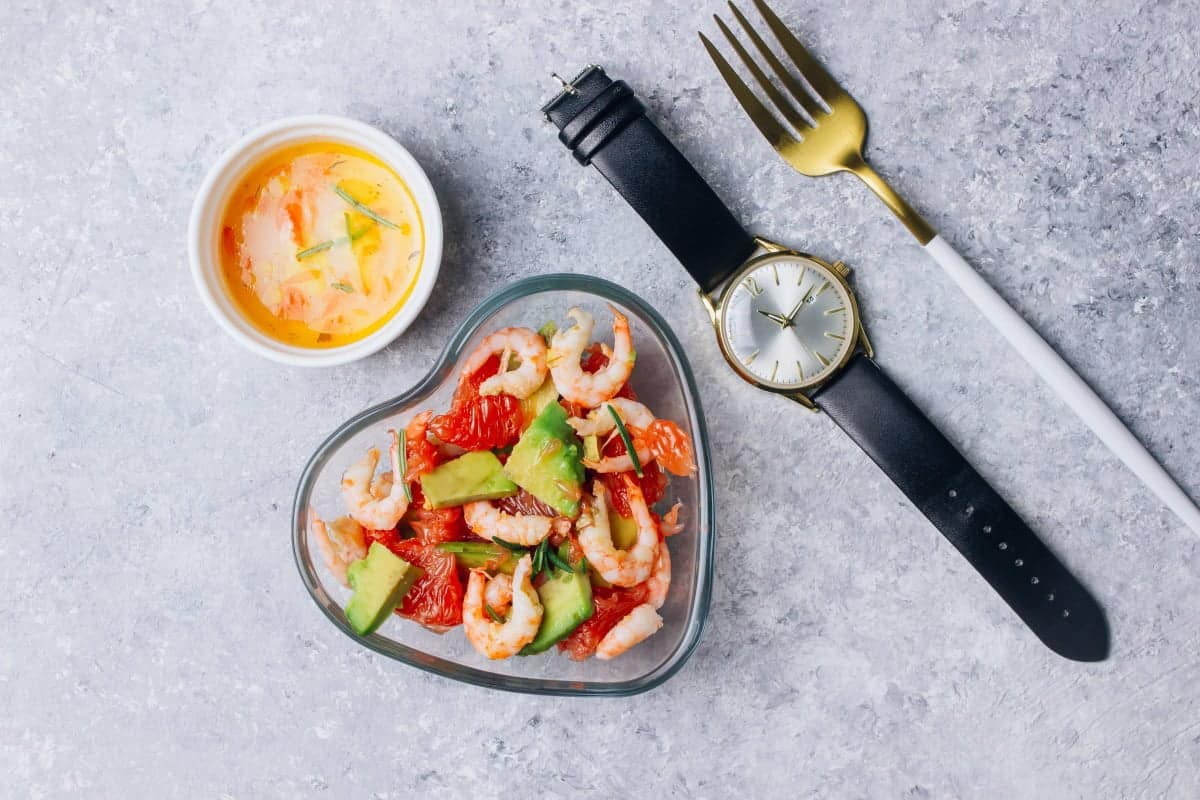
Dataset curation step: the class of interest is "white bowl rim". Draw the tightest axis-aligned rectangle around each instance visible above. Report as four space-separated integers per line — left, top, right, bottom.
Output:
186 114 443 367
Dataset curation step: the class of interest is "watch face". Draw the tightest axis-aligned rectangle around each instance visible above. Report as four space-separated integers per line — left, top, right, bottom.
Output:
718 254 857 390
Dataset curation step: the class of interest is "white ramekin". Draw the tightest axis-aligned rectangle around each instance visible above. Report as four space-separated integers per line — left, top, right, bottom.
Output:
187 115 443 367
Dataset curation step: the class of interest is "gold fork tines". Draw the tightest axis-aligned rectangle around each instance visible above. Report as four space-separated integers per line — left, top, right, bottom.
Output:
701 0 935 243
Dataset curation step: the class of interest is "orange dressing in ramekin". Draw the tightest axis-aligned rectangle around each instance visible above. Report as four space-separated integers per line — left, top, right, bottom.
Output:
218 142 425 348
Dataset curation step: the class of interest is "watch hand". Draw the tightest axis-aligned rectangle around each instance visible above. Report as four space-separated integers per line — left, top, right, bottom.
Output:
756 309 789 327
786 285 816 322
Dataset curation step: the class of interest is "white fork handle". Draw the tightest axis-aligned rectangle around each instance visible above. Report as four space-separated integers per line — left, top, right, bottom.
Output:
925 235 1200 535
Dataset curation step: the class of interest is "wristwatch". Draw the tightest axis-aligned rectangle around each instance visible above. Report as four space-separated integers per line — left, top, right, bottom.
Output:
542 65 1109 662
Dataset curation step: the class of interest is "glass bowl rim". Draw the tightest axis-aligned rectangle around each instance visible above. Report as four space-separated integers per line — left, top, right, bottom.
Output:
292 273 715 696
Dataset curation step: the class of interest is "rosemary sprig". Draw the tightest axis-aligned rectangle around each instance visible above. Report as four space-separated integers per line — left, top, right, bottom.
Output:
334 185 400 230
484 603 503 624
296 240 335 260
532 537 549 576
607 404 643 477
395 429 412 502
491 536 528 554
547 549 574 574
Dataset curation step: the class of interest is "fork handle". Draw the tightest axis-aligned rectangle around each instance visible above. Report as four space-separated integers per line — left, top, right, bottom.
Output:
925 235 1200 535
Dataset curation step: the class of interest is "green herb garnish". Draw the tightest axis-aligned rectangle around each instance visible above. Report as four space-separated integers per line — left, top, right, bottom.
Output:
331 282 355 293
536 320 558 343
484 603 503 624
607 404 643 477
296 240 335 259
491 536 527 553
548 549 573 574
579 557 589 575
334 185 400 230
533 538 550 576
395 429 412 503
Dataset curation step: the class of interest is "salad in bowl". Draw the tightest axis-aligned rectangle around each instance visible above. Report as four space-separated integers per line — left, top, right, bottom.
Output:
294 275 714 694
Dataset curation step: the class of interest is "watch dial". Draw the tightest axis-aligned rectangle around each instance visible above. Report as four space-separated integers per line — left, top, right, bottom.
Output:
719 255 856 389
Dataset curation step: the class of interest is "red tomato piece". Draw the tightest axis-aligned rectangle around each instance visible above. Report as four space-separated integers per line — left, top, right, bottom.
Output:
391 540 464 628
558 584 648 661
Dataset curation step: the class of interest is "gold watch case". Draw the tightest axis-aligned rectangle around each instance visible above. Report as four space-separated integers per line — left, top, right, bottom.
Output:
698 236 873 410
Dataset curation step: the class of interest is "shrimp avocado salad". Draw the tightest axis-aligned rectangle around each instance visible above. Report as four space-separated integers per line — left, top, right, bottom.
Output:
310 307 696 661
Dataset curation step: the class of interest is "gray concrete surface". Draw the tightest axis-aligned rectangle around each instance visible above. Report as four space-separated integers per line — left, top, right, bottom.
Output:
2 0 1199 797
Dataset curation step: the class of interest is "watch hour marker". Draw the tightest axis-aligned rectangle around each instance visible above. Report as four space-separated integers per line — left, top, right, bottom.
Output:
742 276 763 296
770 360 779 382
814 280 831 297
743 349 760 365
796 360 805 380
824 332 845 341
772 264 780 285
824 306 845 316
815 351 831 367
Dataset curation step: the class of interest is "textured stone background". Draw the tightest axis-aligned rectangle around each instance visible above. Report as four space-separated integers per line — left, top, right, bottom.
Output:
3 0 1199 797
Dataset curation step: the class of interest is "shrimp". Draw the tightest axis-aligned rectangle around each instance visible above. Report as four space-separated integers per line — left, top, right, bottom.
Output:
548 307 635 408
584 443 656 474
461 327 548 399
660 501 684 537
463 500 555 547
462 555 543 659
311 514 367 587
483 573 513 613
568 397 655 437
573 398 660 473
341 429 410 530
576 479 658 587
644 537 671 610
595 603 663 660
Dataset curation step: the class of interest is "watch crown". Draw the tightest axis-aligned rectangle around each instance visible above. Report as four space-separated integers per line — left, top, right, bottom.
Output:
832 261 851 278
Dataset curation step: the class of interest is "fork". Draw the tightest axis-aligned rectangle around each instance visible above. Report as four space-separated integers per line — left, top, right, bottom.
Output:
700 0 1200 536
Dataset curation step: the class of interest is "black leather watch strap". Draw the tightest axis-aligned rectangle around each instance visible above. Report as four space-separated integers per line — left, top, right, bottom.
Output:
814 355 1109 661
542 66 756 292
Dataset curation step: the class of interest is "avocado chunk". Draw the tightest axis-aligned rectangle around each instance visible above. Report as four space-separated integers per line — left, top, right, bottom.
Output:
503 402 585 518
520 547 594 654
610 511 639 549
519 376 560 427
588 511 640 588
420 450 518 509
582 433 601 463
345 542 423 636
436 541 516 574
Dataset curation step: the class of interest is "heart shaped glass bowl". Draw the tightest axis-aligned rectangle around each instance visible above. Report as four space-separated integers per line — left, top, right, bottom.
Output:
293 274 714 695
